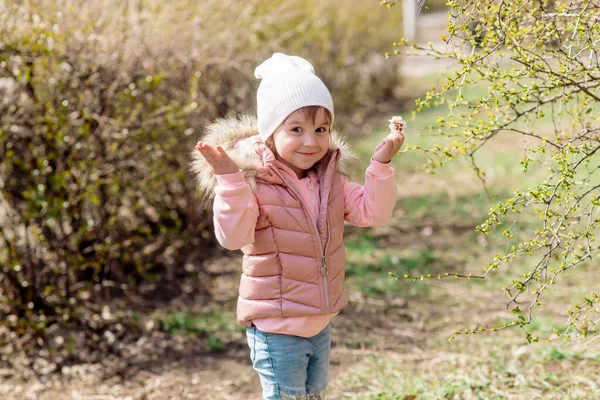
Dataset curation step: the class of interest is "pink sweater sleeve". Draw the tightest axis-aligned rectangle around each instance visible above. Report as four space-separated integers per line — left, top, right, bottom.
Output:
212 171 259 250
343 159 397 227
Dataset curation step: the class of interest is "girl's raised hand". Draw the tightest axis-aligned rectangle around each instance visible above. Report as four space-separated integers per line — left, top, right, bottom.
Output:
196 141 240 175
372 116 405 164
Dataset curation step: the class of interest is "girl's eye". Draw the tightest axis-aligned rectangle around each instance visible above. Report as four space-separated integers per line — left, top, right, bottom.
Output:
292 127 302 133
316 127 329 133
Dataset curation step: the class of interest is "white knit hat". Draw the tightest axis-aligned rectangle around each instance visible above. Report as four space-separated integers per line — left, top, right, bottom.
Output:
254 53 334 140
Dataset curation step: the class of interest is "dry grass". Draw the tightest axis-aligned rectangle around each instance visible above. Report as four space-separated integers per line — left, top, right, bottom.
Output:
329 274 600 399
330 210 600 399
1 0 405 120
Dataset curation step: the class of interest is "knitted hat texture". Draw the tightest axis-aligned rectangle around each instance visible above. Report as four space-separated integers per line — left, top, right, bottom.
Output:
254 53 334 140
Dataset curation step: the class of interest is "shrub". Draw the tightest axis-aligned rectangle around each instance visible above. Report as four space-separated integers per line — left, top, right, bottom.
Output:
0 0 405 343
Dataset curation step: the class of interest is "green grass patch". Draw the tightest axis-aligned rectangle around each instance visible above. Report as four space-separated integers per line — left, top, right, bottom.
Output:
158 311 244 352
398 191 494 222
345 233 444 298
352 76 554 200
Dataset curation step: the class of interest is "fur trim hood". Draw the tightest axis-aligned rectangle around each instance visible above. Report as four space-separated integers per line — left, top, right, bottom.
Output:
190 115 355 202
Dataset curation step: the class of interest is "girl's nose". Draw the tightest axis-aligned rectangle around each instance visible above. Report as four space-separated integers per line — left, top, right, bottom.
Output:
304 133 317 146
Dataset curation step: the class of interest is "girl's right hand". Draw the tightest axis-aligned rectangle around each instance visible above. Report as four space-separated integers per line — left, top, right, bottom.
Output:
196 141 240 175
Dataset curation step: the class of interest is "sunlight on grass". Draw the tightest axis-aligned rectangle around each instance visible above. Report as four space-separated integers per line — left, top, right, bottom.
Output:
351 75 558 202
345 234 441 299
333 334 600 399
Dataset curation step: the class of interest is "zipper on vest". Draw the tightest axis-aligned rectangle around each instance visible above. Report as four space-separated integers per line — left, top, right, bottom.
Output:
272 166 333 313
321 255 330 310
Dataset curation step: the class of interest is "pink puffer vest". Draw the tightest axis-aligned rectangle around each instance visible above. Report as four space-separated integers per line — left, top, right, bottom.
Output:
189 116 353 325
236 139 348 324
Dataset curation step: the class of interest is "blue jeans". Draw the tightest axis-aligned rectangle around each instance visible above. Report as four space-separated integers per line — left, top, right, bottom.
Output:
246 324 331 400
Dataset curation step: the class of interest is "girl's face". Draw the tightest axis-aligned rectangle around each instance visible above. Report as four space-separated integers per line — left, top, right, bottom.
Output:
271 107 331 179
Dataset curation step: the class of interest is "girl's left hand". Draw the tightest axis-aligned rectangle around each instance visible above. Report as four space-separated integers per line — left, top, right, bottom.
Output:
372 131 405 164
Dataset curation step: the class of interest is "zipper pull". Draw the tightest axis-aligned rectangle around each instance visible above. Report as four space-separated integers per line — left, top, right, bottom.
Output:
320 256 329 276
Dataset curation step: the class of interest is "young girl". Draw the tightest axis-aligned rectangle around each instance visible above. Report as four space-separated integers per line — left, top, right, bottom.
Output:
191 53 405 400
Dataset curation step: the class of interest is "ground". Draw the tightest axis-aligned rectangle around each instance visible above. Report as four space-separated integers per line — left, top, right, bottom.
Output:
3 202 599 399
